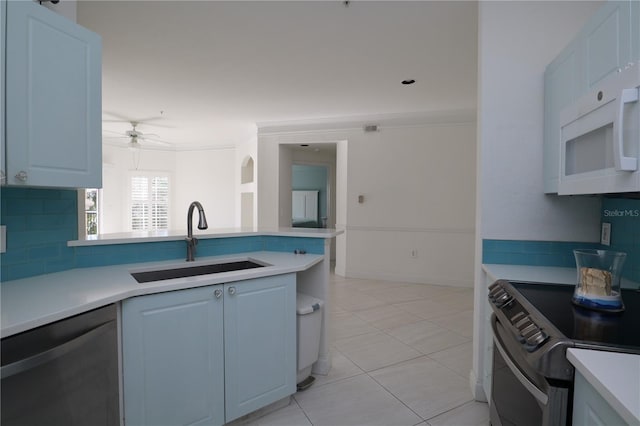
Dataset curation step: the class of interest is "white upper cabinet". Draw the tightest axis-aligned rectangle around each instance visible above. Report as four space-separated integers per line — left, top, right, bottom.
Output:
583 1 633 89
543 1 639 194
633 0 640 61
544 38 583 193
4 0 101 188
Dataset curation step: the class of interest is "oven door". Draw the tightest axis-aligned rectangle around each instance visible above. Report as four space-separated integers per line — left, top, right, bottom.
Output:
490 315 570 426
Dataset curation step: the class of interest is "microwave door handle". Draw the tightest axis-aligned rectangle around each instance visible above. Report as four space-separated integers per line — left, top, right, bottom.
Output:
614 88 639 171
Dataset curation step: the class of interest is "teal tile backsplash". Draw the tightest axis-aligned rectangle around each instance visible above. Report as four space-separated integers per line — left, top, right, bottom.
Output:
482 239 601 267
601 197 640 283
1 188 325 281
1 188 77 280
482 197 640 283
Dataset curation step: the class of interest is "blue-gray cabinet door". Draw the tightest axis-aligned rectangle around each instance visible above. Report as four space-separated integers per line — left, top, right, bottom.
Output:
581 1 633 90
632 0 640 62
1 0 6 185
122 285 225 426
223 274 296 422
5 0 102 188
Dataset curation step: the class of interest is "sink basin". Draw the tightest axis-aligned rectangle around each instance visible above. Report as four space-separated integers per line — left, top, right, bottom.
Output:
131 260 265 283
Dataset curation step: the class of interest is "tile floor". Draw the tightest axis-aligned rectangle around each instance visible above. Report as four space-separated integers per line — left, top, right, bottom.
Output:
242 273 489 426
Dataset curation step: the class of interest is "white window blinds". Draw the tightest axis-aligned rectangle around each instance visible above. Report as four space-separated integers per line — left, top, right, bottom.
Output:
130 174 170 231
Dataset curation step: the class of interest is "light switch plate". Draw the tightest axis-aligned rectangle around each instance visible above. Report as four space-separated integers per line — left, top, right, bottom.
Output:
1 225 5 253
601 222 611 246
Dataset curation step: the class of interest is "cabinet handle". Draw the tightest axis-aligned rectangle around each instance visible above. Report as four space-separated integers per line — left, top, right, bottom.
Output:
14 171 28 182
228 287 236 296
214 289 223 299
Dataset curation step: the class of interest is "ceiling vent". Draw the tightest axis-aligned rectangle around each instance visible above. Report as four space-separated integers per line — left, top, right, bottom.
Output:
363 124 379 133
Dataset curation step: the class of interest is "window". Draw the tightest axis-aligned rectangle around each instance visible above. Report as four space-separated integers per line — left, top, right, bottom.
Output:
84 189 100 236
130 173 170 231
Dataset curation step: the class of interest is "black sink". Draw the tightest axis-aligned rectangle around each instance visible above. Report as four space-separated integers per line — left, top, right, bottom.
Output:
131 260 265 283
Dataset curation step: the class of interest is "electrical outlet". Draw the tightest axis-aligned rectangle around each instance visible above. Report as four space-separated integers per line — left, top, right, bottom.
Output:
601 222 611 246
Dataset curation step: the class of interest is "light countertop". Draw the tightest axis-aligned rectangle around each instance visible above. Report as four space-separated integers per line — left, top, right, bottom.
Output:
1 251 323 338
68 227 343 247
483 264 639 288
568 348 640 425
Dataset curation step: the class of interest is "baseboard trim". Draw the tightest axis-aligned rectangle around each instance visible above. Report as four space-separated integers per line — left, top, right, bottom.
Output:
344 270 473 288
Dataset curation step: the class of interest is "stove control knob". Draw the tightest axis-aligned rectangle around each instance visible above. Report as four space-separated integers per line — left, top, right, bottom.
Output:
525 331 548 351
488 284 503 297
515 317 532 330
495 292 513 307
519 323 538 337
510 312 526 324
488 282 501 292
488 291 501 303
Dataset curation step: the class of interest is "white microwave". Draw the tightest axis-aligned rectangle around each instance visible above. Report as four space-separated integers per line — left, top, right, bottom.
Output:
558 63 640 195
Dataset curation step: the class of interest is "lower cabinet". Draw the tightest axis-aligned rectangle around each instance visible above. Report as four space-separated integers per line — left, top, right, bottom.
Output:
573 371 626 426
122 274 296 426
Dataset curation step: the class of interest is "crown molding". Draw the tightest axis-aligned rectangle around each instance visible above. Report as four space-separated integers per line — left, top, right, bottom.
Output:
257 109 476 135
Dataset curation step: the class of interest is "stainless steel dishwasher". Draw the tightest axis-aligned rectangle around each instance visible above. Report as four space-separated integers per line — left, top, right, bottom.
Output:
1 304 120 426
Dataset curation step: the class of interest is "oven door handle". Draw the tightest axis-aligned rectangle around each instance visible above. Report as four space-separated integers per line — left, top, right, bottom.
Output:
493 332 549 405
0 321 115 379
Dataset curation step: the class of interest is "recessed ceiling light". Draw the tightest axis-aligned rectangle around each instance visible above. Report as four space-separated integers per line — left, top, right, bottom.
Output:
402 79 416 85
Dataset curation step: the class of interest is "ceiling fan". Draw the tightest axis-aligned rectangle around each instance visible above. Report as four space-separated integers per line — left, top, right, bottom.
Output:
103 122 171 148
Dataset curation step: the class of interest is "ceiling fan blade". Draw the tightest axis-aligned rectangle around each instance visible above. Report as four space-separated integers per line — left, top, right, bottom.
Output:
140 136 172 146
102 110 138 122
103 129 126 135
135 121 175 129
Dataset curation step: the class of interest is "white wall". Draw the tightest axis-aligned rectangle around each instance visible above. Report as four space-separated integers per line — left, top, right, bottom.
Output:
100 144 236 234
41 0 77 22
174 148 236 231
471 0 604 401
259 113 477 287
477 1 603 243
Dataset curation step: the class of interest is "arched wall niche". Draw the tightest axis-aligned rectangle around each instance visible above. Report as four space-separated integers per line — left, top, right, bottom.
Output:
241 156 254 184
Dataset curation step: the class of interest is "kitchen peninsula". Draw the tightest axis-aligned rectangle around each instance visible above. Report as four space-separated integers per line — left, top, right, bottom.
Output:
2 229 340 339
1 228 341 425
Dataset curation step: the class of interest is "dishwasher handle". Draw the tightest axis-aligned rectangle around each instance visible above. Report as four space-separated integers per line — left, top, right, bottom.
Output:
1 321 115 379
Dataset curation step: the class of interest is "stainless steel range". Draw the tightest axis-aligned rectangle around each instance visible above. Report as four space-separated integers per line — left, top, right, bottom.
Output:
487 280 640 426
